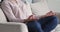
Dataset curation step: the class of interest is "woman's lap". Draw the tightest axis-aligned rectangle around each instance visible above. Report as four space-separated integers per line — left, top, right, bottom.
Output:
26 16 58 32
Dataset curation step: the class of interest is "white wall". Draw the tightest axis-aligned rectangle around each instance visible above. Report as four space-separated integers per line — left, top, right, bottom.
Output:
31 0 60 13
46 0 60 13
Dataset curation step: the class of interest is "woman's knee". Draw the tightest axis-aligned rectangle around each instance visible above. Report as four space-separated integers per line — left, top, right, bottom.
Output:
48 16 59 31
39 16 59 32
51 16 59 24
48 16 59 27
47 16 59 23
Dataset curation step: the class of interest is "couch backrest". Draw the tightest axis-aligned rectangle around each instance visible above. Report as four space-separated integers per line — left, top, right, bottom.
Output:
0 8 7 22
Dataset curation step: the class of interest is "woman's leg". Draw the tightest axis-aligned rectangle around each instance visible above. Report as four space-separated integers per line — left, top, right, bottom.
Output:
38 16 59 32
26 21 44 32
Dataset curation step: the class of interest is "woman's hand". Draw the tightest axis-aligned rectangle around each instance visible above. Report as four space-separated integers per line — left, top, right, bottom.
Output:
41 11 56 18
25 15 37 22
28 15 37 21
46 11 56 16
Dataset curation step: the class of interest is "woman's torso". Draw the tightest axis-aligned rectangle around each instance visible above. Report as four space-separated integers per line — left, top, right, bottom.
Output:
6 0 33 19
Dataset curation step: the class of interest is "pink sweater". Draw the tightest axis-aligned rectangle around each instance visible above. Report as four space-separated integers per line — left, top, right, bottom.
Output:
1 0 33 22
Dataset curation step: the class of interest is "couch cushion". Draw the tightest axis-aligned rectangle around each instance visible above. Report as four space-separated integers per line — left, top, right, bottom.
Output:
0 8 7 22
30 0 50 16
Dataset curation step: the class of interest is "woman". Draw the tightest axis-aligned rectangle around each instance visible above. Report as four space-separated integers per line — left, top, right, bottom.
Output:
1 0 58 32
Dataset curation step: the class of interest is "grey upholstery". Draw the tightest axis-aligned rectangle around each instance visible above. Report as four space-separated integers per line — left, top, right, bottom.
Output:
0 22 28 32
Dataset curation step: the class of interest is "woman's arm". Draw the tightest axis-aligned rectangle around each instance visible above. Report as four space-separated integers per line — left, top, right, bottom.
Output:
1 0 25 23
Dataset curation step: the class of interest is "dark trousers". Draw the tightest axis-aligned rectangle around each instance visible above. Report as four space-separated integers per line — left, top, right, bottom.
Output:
27 16 59 32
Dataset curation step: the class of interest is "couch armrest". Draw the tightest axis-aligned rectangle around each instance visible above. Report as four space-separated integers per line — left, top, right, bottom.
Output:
0 22 28 32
